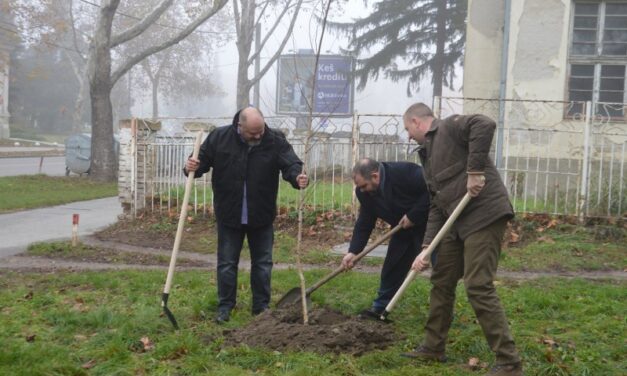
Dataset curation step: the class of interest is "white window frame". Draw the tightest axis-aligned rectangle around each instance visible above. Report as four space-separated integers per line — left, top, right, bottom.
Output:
568 1 627 117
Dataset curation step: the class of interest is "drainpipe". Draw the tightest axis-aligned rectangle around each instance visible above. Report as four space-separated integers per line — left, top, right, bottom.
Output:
496 0 512 170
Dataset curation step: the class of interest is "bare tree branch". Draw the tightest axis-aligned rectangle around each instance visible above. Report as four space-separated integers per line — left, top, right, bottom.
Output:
249 0 304 86
110 0 173 48
247 0 296 65
253 0 272 25
232 0 242 42
110 0 228 86
68 0 86 60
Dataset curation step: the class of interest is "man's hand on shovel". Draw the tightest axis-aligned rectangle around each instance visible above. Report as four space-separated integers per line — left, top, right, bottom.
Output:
341 252 356 270
411 246 431 272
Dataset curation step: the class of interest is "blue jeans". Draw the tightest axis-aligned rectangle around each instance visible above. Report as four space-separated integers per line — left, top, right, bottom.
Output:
216 222 274 313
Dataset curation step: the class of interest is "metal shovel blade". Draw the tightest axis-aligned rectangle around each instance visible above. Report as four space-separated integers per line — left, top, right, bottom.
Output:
276 287 312 308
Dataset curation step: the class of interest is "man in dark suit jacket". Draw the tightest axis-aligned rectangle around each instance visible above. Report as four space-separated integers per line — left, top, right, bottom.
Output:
341 158 430 319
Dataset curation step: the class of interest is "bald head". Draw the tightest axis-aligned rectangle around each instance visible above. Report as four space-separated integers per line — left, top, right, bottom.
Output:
238 107 265 144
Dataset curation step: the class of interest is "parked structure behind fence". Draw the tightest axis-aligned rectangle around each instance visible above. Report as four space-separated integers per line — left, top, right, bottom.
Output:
119 98 626 220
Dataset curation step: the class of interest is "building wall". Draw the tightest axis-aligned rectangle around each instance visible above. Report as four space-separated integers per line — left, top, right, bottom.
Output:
463 0 593 161
464 0 571 101
508 0 572 101
465 0 572 102
464 0 504 100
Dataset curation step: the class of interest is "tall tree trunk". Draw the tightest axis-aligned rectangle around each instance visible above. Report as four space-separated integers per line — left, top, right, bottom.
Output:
432 0 447 98
88 0 119 181
234 0 255 109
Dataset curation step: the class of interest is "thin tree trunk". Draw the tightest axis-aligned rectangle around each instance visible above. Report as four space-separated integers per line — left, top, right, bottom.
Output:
73 82 86 133
432 0 447 98
64 51 87 134
236 60 251 108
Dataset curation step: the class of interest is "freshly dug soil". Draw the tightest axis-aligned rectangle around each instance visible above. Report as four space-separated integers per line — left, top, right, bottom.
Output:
224 306 398 355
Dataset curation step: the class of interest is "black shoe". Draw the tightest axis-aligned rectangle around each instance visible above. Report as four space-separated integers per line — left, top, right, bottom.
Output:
252 307 269 316
357 308 391 323
215 310 230 324
486 362 523 376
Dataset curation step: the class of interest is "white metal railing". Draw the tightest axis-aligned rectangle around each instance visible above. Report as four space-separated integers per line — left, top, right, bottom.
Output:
123 98 626 220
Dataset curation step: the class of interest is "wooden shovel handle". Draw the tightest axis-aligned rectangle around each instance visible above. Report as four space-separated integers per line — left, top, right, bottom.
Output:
382 193 472 317
307 223 404 294
163 132 204 295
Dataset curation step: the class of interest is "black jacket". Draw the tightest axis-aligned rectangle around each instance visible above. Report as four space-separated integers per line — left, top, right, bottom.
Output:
190 110 303 228
348 162 430 254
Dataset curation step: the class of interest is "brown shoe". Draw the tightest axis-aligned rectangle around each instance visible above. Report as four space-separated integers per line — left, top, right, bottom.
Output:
486 363 523 376
400 345 447 362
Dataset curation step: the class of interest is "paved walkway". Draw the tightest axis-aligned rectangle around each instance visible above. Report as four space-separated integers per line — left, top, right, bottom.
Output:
0 197 122 258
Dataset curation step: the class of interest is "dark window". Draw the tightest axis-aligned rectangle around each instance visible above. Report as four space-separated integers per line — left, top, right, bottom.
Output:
569 2 627 117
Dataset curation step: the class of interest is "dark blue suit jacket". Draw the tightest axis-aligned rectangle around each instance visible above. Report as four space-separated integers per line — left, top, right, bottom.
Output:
349 162 430 255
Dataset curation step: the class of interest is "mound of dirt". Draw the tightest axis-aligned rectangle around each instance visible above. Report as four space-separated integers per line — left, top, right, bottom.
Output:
224 306 398 355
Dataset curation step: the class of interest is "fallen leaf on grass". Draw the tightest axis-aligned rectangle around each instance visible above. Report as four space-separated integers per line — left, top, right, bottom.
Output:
465 357 487 370
140 336 154 351
537 236 555 244
81 359 96 369
541 337 560 348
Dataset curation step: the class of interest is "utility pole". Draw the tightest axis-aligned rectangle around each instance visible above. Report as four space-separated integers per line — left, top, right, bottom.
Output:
253 23 261 108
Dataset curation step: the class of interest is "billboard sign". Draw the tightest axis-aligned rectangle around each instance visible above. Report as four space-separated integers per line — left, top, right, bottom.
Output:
276 54 354 116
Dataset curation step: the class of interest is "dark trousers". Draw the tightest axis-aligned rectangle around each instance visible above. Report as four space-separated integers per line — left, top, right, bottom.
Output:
422 218 520 365
372 230 421 312
216 222 274 313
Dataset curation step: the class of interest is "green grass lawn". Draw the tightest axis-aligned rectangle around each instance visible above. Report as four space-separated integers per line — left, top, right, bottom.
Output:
501 225 626 272
0 175 117 212
0 269 624 375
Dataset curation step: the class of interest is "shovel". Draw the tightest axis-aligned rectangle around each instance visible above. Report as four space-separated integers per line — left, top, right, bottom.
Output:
276 223 403 308
161 131 204 330
380 192 472 321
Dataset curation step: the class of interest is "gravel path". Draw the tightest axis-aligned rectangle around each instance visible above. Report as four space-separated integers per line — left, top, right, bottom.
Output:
1 236 625 281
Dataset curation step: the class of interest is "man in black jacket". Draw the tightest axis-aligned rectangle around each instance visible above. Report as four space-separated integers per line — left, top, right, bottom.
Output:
341 158 429 319
185 107 308 323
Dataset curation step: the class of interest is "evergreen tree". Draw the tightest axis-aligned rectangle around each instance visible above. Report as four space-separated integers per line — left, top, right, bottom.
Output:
332 0 466 97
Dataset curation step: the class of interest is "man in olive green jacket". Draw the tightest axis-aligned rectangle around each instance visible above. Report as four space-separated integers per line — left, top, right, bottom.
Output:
400 103 522 376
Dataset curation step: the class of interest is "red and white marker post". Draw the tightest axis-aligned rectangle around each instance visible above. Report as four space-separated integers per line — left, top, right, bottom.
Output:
72 214 79 246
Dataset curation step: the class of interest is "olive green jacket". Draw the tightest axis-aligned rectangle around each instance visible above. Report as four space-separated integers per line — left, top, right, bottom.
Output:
418 114 514 244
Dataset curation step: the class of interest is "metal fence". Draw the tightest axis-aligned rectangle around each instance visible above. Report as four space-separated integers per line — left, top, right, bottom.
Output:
123 97 626 220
